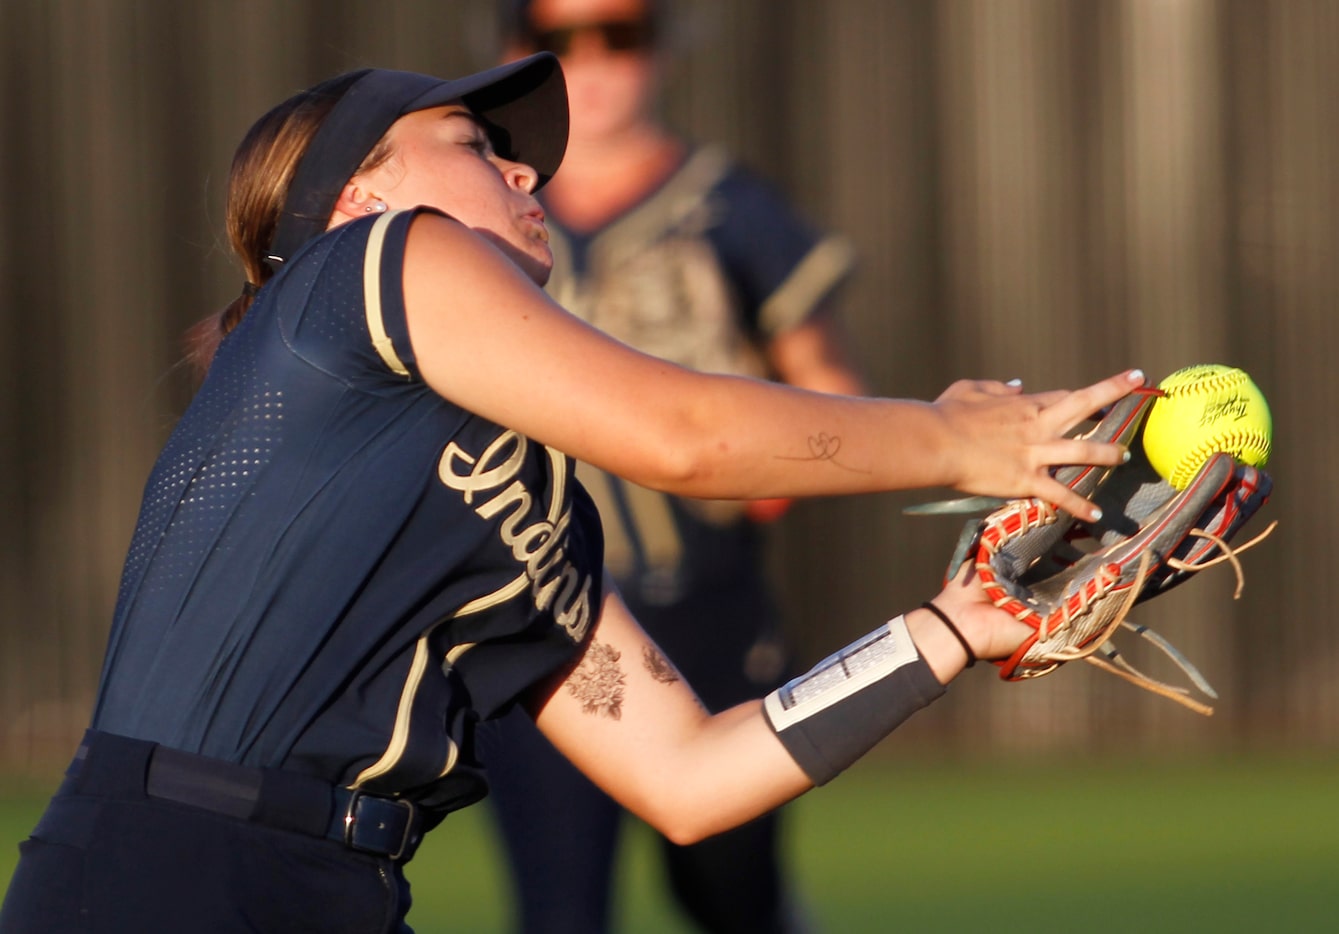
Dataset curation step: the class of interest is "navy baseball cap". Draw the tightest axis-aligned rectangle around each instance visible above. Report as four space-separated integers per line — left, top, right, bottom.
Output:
267 52 568 267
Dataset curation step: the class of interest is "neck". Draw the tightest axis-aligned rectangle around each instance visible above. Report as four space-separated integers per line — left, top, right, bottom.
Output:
544 122 685 232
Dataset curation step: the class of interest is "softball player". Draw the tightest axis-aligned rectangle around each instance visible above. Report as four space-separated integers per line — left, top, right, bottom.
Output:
0 47 1141 933
483 2 865 931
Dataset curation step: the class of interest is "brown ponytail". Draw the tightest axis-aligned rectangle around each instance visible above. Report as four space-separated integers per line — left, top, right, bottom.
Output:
183 72 392 377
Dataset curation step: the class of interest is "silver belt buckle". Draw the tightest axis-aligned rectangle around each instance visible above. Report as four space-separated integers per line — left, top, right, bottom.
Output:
342 789 417 860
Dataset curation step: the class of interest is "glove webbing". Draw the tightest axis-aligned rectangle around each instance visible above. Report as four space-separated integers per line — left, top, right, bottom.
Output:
979 503 1277 716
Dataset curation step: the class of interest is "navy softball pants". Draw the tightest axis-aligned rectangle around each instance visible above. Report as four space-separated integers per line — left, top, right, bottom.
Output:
0 734 413 933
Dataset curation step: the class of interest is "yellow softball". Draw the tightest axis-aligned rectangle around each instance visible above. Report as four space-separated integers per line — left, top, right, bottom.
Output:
1142 364 1272 489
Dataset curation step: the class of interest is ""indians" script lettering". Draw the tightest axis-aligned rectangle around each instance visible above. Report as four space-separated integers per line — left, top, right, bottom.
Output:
437 431 593 642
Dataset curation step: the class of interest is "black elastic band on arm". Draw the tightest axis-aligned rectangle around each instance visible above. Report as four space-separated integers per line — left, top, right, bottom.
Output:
920 601 976 667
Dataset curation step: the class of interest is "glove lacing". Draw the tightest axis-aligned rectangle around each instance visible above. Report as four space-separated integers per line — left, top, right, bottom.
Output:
980 507 1278 717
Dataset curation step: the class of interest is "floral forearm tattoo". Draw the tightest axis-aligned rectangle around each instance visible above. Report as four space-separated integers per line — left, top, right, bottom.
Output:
566 642 626 720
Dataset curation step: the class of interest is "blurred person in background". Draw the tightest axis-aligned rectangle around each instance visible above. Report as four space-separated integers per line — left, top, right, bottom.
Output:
484 1 868 931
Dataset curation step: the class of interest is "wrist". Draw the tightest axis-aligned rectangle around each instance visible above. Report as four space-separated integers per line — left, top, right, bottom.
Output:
905 605 973 684
920 601 976 668
916 587 1034 674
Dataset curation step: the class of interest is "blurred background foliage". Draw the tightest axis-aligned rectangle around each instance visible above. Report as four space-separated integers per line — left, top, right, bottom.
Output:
1 0 1336 778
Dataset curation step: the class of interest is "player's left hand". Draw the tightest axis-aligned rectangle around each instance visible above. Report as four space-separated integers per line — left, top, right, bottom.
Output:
930 369 1147 520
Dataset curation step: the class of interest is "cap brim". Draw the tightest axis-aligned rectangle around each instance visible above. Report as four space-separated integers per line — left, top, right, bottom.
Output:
408 53 568 186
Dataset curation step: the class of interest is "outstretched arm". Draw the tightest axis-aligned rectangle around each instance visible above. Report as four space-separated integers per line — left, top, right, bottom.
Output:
404 215 1142 519
527 566 1029 844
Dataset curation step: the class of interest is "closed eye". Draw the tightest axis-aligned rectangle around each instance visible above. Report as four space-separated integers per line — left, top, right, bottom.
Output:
442 110 496 157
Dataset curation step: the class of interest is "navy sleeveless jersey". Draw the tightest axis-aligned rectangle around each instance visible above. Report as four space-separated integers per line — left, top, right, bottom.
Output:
91 208 603 809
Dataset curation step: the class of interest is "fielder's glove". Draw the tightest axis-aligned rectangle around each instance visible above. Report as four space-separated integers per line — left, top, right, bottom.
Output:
939 384 1276 715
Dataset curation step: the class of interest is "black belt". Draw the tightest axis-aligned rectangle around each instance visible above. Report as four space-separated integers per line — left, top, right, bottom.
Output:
67 731 425 862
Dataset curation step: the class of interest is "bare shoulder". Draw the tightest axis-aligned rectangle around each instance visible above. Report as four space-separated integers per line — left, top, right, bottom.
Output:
404 207 484 256
396 207 579 428
401 210 540 299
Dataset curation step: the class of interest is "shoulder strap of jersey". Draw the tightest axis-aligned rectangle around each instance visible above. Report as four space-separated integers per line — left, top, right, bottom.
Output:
363 209 412 377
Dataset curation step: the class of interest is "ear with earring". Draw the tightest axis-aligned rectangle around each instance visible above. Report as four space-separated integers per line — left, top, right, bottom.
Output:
364 200 388 213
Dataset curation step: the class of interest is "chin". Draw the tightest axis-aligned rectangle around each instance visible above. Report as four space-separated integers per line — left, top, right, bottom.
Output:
517 251 552 287
528 263 553 288
479 231 551 285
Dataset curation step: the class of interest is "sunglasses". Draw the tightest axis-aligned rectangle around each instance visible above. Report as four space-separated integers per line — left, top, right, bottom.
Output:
528 18 656 56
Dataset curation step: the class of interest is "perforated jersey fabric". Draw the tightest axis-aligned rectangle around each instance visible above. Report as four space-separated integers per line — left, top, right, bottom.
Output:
91 208 603 811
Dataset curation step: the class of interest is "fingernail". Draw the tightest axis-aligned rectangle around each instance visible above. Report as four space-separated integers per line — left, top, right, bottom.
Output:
1121 447 1132 463
1006 378 1023 388
1128 369 1145 382
1090 507 1103 521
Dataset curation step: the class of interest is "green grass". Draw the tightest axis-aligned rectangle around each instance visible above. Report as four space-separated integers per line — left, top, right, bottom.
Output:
3 755 1337 932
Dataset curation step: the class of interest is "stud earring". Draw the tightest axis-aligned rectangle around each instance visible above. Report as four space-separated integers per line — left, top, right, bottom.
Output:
364 200 388 214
